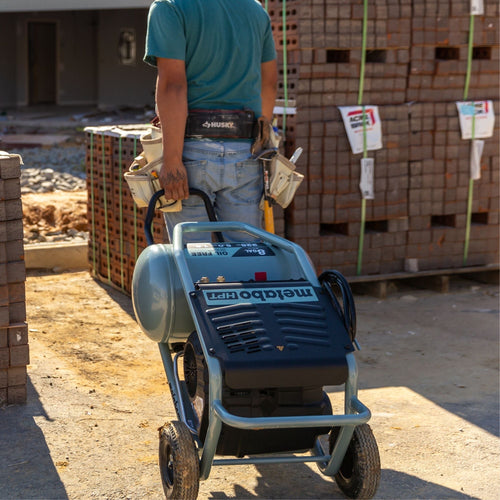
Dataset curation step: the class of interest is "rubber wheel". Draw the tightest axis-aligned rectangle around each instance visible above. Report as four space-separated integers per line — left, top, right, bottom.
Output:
329 424 380 499
159 421 199 499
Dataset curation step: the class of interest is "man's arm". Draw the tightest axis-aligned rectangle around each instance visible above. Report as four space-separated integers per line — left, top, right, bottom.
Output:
156 57 189 200
260 59 278 120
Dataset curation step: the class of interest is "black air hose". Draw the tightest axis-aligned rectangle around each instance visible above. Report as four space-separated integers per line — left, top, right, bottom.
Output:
319 270 357 342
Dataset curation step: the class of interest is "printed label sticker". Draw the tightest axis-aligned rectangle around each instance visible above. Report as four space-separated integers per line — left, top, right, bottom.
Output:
471 0 484 15
204 286 318 305
456 101 495 139
360 158 375 199
470 139 484 180
339 105 383 154
186 242 275 258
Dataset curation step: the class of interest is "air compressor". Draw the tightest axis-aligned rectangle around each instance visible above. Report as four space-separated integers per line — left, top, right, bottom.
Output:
131 189 380 499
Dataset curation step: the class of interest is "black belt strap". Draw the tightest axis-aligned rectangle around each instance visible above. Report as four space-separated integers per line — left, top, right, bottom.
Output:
185 109 256 139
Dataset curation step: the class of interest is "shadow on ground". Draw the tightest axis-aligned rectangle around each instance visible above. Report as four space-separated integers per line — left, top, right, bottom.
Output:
0 379 68 499
206 463 479 499
96 271 500 437
350 277 499 437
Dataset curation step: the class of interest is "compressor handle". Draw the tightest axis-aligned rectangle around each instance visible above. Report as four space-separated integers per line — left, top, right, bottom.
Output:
173 220 320 287
145 189 222 246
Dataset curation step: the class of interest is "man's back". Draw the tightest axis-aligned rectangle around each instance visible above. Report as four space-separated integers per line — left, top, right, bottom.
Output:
145 0 276 115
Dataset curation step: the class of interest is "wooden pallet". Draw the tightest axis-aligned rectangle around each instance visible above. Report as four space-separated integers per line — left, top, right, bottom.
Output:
346 264 499 299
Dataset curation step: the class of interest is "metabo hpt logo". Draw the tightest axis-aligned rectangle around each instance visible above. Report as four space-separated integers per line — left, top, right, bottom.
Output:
204 286 317 305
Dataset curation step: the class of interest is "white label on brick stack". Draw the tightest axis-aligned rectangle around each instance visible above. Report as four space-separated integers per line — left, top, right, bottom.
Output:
470 0 484 15
339 105 383 155
470 139 484 180
456 101 495 139
359 158 375 199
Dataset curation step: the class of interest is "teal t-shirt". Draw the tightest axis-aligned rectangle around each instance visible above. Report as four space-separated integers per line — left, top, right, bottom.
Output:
144 0 276 117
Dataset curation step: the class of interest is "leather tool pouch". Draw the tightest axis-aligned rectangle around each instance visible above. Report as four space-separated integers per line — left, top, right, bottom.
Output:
259 152 304 209
124 156 182 213
123 126 182 213
185 109 256 138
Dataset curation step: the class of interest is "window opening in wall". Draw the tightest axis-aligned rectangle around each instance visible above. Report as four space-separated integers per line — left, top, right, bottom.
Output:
435 47 460 60
366 50 387 63
320 223 349 236
472 46 491 60
471 212 489 225
431 214 456 227
326 49 350 63
365 220 388 233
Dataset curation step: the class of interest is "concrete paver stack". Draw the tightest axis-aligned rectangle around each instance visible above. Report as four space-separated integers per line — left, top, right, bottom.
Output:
0 152 29 405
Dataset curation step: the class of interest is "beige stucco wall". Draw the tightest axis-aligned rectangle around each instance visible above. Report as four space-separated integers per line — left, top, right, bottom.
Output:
0 1 152 12
0 8 156 109
97 9 156 108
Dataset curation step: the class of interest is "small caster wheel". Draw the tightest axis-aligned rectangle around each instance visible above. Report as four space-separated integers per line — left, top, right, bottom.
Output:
159 421 199 499
329 424 381 499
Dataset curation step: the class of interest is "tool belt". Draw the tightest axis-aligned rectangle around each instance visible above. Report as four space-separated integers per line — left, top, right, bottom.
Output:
185 109 256 139
123 126 182 212
258 150 304 209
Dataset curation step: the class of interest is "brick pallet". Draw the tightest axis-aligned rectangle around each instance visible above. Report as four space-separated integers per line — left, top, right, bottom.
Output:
408 2 499 103
406 101 499 270
85 126 168 294
0 152 28 406
85 126 286 294
264 0 499 275
87 0 499 291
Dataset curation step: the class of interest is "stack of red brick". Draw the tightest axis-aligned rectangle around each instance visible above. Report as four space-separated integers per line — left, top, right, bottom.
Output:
86 0 498 291
405 1 499 271
0 152 29 405
406 100 499 270
266 0 499 275
85 126 167 293
266 0 414 274
265 0 303 236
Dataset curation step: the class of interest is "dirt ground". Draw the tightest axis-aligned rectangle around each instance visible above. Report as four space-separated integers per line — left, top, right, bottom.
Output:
22 191 88 243
0 266 498 499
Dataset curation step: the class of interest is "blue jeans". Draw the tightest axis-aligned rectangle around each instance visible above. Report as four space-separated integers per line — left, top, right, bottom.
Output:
164 139 263 242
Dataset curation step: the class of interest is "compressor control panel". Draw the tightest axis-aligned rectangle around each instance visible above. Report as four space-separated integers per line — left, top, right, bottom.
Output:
184 241 308 283
189 280 354 390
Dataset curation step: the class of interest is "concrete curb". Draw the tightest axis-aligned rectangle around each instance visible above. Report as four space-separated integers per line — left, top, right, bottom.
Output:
24 241 88 271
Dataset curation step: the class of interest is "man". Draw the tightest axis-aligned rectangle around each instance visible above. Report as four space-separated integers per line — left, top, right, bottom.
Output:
144 0 278 241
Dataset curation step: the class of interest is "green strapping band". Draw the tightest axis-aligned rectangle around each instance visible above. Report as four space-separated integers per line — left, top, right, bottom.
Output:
102 134 111 282
133 138 138 260
358 0 368 107
356 0 369 276
118 137 125 290
463 13 476 265
463 14 475 102
89 132 97 275
282 0 288 136
464 177 475 264
464 113 477 264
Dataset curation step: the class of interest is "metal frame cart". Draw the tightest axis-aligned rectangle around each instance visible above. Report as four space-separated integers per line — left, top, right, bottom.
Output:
131 191 380 499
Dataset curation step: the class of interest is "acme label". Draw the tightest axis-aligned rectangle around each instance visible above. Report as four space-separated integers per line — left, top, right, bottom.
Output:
204 286 317 305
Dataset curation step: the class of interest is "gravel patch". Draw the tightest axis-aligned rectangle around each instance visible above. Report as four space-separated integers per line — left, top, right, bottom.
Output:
12 145 87 194
12 144 90 244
